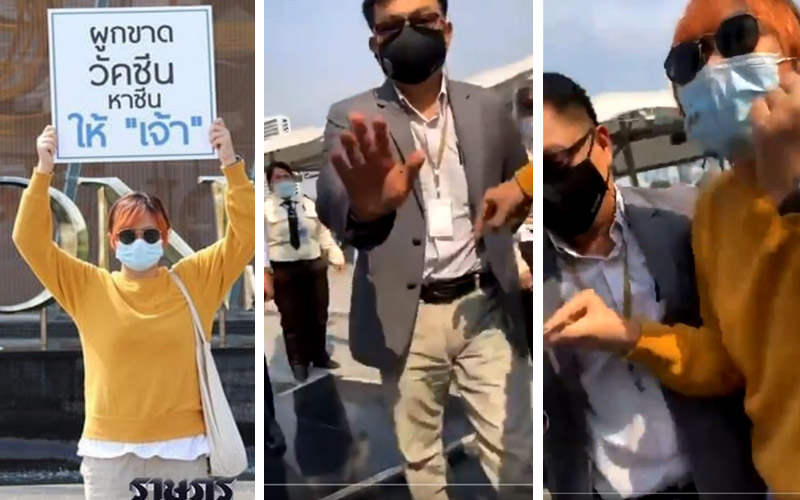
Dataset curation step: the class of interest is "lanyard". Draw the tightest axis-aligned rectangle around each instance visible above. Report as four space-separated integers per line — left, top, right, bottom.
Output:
410 97 450 198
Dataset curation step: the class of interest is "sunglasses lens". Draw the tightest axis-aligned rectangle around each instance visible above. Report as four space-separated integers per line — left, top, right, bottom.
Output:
666 42 703 85
118 230 136 245
374 19 404 37
143 229 161 244
717 14 759 58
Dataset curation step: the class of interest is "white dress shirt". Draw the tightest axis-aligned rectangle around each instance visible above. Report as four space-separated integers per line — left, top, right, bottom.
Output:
549 188 689 498
394 78 481 282
265 193 345 265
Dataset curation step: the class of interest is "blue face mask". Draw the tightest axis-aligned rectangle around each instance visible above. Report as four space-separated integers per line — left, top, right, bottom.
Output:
678 53 786 161
115 238 164 272
273 180 297 199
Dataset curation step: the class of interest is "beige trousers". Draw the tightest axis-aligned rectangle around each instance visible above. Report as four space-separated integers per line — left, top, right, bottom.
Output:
381 288 533 500
81 455 209 500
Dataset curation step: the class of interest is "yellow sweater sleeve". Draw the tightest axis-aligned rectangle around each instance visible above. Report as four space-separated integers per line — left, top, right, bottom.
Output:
515 161 533 199
174 159 255 316
12 170 98 316
628 320 744 397
627 184 745 397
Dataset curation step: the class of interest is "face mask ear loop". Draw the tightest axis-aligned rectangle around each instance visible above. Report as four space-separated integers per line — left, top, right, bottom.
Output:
586 128 612 187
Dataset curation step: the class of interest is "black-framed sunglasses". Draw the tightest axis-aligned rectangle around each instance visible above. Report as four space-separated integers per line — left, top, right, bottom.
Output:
374 11 444 38
543 129 595 179
117 228 162 245
664 13 761 86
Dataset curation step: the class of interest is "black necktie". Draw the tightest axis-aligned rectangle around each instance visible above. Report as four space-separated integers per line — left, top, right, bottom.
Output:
283 200 300 250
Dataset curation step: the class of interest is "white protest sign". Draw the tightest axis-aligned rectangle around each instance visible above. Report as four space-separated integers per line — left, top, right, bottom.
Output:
48 6 217 163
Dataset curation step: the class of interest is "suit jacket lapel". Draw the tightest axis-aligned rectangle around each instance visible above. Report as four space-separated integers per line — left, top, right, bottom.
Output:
374 80 425 212
448 81 486 215
625 203 678 311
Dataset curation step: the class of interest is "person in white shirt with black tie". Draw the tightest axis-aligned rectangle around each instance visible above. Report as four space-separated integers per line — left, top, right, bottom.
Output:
265 161 346 382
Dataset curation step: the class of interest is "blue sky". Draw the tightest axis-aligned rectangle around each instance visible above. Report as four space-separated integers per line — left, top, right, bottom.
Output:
544 1 688 96
264 0 533 128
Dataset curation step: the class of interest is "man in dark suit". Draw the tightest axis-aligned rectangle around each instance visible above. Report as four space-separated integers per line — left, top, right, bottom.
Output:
540 72 764 498
315 1 532 498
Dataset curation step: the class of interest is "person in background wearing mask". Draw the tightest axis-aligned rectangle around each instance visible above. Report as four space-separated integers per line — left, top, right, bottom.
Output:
540 72 763 499
266 161 345 383
545 0 800 492
316 0 532 498
13 121 254 499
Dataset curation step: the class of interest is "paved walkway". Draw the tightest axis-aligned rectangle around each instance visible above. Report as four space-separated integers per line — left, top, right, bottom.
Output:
0 481 255 499
265 267 381 389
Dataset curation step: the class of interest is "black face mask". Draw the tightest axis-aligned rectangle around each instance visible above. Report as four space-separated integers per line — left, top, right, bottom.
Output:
543 158 609 240
377 25 447 85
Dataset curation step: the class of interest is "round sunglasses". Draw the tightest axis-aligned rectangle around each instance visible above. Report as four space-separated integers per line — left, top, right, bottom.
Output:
664 13 761 86
373 11 444 38
117 228 162 245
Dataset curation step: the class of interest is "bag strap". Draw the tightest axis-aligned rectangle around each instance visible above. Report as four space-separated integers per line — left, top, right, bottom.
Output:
169 270 208 347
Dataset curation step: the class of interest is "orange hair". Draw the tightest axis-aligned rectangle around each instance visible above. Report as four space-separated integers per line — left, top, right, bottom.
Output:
108 192 171 236
674 0 800 57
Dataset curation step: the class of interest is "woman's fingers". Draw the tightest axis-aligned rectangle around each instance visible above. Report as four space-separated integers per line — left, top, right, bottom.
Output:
543 290 593 334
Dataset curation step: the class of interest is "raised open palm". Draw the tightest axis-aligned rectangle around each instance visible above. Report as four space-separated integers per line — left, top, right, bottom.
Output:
331 112 425 222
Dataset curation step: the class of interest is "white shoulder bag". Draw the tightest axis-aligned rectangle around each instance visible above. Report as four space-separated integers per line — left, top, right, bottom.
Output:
170 271 248 478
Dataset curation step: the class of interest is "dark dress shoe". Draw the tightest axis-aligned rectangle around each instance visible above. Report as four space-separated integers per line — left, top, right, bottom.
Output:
312 357 340 370
292 364 309 382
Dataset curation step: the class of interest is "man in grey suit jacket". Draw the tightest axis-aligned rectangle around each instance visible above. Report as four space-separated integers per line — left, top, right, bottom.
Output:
541 73 764 498
315 1 532 498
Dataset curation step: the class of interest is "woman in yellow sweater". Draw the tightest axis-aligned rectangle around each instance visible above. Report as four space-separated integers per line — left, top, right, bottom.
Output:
545 0 800 492
14 120 254 499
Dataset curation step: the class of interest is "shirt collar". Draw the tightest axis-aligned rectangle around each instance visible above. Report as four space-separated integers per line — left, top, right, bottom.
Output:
548 185 626 261
393 73 448 122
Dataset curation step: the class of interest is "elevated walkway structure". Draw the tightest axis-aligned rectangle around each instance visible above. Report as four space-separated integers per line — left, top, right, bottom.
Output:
264 56 535 180
592 89 722 186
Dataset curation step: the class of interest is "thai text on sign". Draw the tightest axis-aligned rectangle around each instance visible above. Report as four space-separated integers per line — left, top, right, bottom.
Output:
48 6 218 163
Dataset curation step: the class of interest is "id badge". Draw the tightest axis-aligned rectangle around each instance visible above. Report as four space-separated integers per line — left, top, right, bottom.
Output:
428 198 454 238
